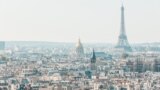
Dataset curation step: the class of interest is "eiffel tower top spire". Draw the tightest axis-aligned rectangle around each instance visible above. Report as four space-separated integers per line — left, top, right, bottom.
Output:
120 1 126 36
121 0 124 7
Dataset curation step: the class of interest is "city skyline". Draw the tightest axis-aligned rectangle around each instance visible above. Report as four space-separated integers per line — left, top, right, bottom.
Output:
0 0 160 43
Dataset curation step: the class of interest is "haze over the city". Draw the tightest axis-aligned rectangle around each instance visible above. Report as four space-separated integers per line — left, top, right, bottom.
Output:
0 0 160 43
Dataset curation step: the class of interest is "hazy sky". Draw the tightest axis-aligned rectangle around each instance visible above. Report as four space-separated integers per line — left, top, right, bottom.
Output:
0 0 160 43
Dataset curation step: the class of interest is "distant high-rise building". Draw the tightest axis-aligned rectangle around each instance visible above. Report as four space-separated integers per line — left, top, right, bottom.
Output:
0 41 5 50
115 4 132 52
75 38 84 57
136 59 144 73
154 58 160 72
90 49 96 71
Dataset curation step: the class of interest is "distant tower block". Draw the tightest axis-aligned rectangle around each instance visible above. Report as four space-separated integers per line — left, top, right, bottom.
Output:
75 38 84 57
0 41 5 50
91 49 96 71
115 4 132 52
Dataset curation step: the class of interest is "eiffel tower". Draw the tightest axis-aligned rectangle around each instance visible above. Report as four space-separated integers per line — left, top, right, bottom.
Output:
115 4 132 52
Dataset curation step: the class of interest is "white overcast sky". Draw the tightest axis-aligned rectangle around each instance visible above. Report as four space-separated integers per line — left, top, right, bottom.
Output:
0 0 160 43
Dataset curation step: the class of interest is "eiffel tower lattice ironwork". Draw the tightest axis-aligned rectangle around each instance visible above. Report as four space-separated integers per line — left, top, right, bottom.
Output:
115 4 132 52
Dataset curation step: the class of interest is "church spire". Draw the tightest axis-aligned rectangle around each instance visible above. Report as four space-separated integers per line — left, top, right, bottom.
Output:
91 49 96 63
90 48 96 71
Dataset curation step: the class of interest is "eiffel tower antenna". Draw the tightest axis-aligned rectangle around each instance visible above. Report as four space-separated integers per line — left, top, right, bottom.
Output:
121 0 124 6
